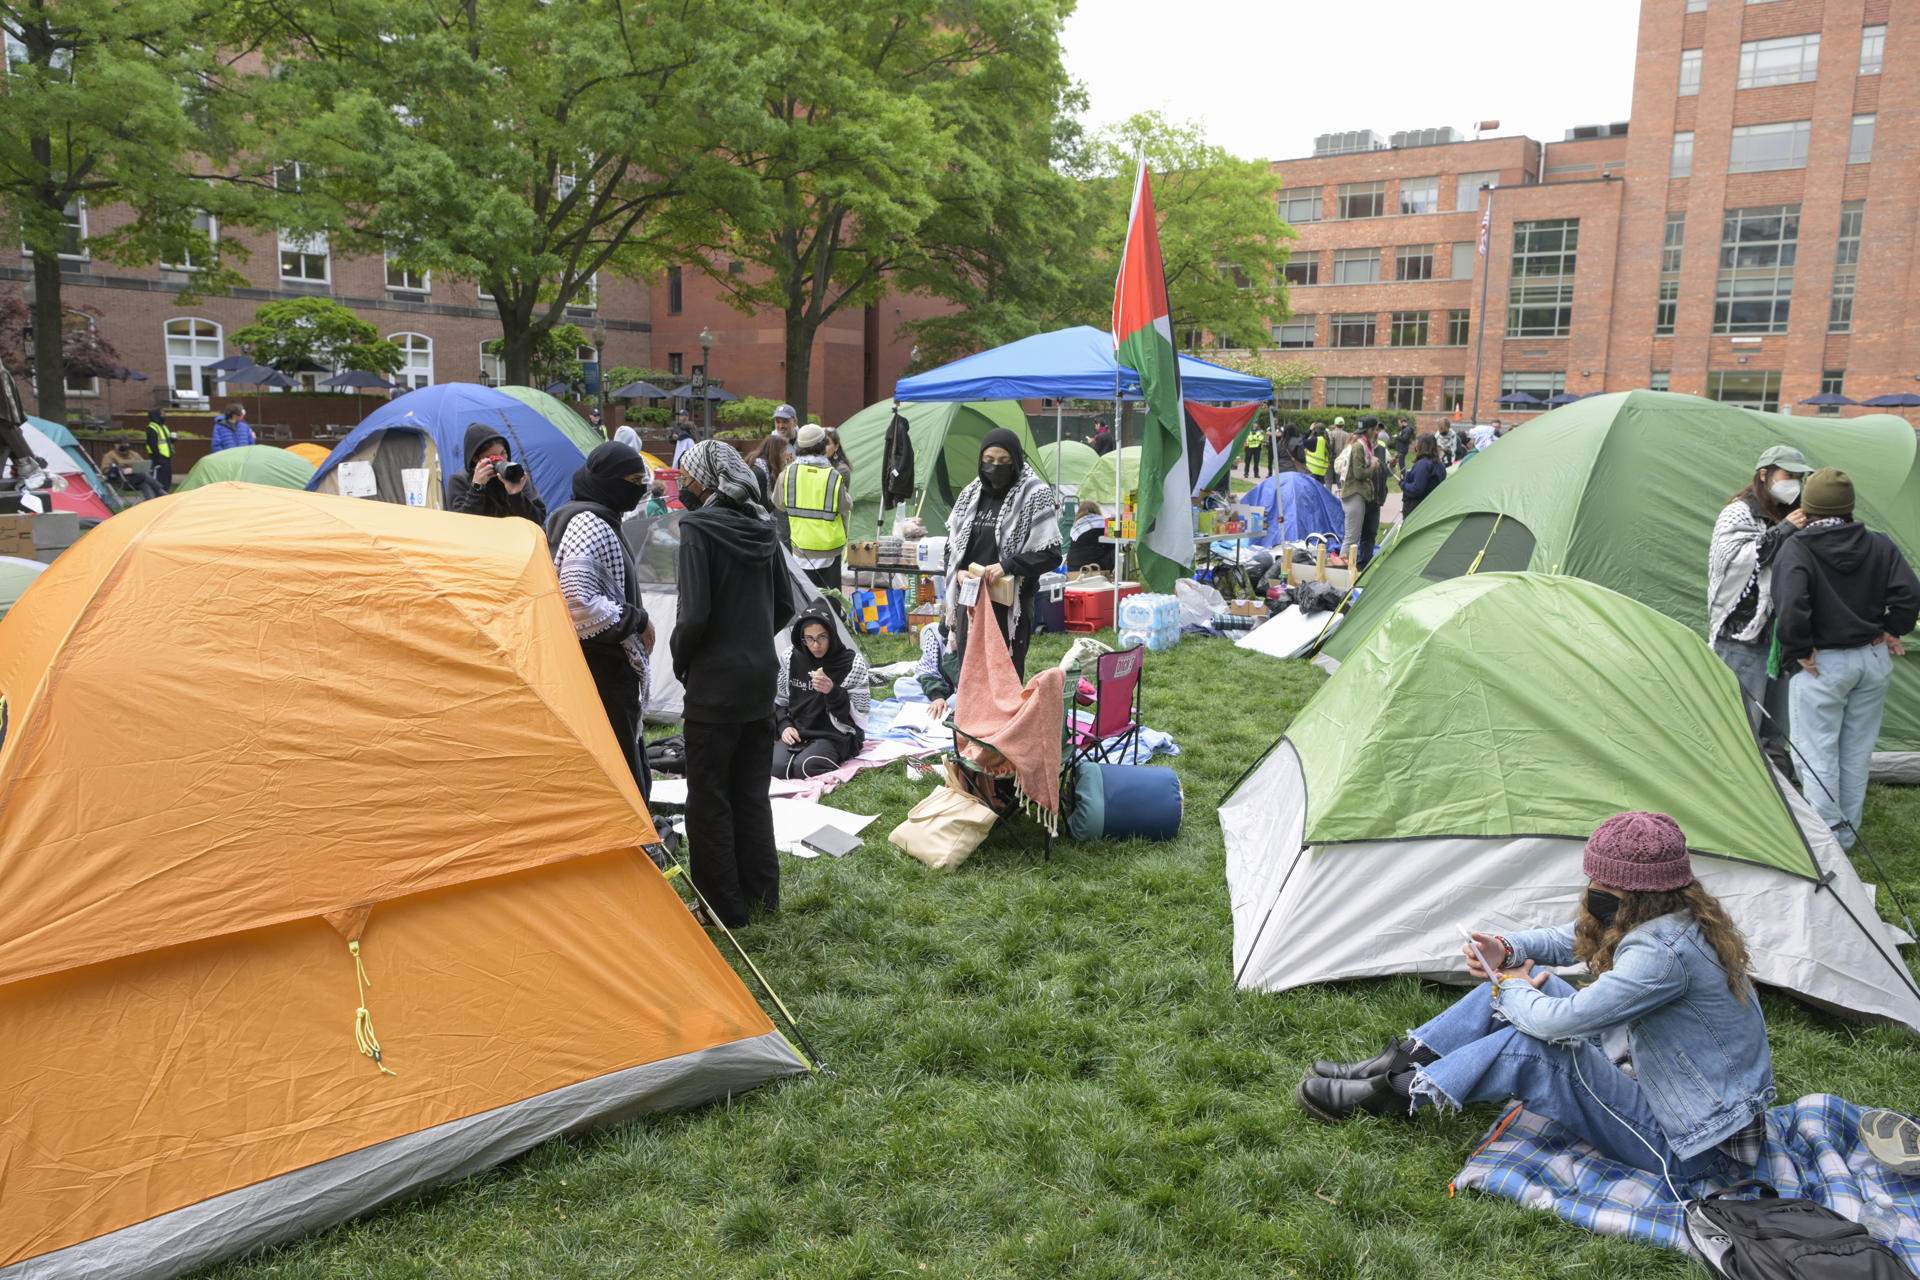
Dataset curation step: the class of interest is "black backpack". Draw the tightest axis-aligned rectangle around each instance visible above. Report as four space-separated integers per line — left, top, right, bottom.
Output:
1683 1183 1906 1278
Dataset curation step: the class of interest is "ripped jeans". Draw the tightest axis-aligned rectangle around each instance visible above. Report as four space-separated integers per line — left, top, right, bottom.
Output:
1408 978 1733 1183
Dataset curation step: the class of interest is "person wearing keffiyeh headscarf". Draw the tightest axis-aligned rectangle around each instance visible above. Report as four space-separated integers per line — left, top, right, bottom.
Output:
943 428 1062 680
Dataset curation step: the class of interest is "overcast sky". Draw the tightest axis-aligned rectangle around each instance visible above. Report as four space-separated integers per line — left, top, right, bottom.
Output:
1062 1 1642 162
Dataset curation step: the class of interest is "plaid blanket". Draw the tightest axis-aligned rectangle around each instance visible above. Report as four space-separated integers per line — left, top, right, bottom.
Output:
1454 1095 1920 1273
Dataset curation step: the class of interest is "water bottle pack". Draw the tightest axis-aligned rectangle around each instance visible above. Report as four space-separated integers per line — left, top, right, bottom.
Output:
1116 592 1181 651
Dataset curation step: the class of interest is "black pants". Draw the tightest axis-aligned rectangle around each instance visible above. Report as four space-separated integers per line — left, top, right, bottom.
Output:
109 466 167 500
772 733 856 779
1355 501 1382 572
684 716 778 927
582 643 649 802
802 556 842 590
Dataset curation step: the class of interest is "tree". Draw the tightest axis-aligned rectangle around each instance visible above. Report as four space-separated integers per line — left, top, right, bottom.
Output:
696 0 1081 419
1066 113 1290 352
230 298 401 376
483 323 588 392
0 292 133 383
261 0 745 386
0 1 272 419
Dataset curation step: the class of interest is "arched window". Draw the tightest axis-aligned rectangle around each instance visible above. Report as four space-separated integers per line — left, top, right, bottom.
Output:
164 317 223 401
478 342 504 387
390 332 432 390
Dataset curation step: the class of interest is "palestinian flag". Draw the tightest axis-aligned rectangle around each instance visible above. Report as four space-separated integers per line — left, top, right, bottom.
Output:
1188 400 1263 495
1112 164 1190 591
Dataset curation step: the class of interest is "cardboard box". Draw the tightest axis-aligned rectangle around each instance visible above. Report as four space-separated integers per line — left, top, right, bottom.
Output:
907 605 942 633
845 541 878 568
1227 599 1266 619
0 514 35 555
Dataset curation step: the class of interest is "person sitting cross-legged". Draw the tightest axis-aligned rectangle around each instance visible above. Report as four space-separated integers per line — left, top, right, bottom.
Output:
773 602 870 780
1298 811 1774 1184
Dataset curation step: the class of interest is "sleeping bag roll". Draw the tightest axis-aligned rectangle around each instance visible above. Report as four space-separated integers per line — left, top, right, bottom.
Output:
1066 762 1183 842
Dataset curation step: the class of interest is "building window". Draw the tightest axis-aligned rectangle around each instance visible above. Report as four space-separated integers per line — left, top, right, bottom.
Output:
1670 132 1694 178
1277 187 1323 223
1446 309 1470 346
1220 263 1253 290
1828 199 1863 333
1849 115 1874 164
278 230 330 283
1336 181 1385 219
1737 33 1819 88
571 273 597 311
1395 244 1435 281
1389 310 1428 347
1450 242 1473 279
1686 0 1706 10
1716 204 1798 335
1398 176 1439 215
1284 254 1319 286
164 317 224 399
667 352 683 376
1860 24 1885 75
21 197 87 259
1276 384 1310 410
161 211 216 272
1656 213 1685 336
1332 247 1380 285
1728 120 1810 173
390 333 432 389
1707 370 1781 412
1650 370 1671 391
1507 218 1579 338
1442 376 1465 412
478 345 505 387
1330 313 1377 348
1325 376 1371 408
1679 48 1703 95
1819 369 1845 413
64 370 99 397
667 265 683 315
1272 318 1315 348
384 252 428 293
1386 376 1426 411
1456 171 1498 210
1501 371 1566 403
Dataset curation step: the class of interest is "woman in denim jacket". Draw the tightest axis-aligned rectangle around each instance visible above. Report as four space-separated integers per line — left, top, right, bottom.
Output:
1299 811 1775 1182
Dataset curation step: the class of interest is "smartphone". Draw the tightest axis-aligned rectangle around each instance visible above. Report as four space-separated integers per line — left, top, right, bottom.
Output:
1457 924 1505 977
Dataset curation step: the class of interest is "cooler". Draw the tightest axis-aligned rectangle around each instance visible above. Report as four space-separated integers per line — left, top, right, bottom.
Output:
1034 571 1067 634
1064 581 1141 633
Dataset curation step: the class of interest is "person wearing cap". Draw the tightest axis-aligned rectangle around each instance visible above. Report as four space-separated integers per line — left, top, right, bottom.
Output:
780 422 851 588
1298 811 1774 1180
1707 445 1813 771
772 403 798 444
1771 468 1920 850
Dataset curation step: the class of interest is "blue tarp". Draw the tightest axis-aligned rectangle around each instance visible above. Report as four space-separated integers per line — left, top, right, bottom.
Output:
1246 471 1346 551
895 326 1272 404
307 383 587 508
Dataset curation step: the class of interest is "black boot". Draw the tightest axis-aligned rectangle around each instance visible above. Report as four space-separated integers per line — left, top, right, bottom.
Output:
1296 1069 1416 1125
1312 1038 1436 1081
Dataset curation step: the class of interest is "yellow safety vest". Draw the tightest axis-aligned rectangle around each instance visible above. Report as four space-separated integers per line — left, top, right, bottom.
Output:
1304 435 1330 476
782 461 848 553
148 420 173 459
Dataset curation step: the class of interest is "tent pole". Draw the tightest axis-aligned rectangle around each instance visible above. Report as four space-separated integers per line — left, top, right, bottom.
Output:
1052 401 1062 505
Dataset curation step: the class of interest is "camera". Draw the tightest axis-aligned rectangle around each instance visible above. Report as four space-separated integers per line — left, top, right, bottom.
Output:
496 459 526 484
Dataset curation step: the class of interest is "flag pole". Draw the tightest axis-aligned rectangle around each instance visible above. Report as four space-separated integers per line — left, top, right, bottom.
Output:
1468 186 1495 426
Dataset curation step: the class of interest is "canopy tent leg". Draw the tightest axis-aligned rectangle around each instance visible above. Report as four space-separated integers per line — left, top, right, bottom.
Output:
1052 402 1062 506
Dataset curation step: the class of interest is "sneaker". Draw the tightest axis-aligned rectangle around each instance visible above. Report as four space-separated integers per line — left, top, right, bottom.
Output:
18 461 49 492
1861 1109 1920 1175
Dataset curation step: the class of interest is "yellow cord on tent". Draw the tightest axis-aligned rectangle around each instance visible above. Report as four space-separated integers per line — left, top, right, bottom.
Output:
1465 514 1506 576
348 940 396 1076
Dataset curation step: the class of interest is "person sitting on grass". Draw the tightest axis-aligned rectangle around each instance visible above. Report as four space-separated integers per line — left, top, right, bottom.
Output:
1298 811 1774 1184
772 601 870 780
916 619 959 724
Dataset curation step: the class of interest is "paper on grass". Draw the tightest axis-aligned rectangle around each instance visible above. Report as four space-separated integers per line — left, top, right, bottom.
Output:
772 798 876 858
1236 605 1339 660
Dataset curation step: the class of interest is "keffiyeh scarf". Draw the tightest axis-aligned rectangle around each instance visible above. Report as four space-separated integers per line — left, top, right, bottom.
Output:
943 464 1061 632
679 438 762 510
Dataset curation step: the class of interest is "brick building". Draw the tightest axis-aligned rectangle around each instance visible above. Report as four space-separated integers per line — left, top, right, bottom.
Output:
1267 0 1919 424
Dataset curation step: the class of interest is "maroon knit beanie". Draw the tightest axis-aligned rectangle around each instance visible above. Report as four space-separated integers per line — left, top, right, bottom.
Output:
1583 811 1693 893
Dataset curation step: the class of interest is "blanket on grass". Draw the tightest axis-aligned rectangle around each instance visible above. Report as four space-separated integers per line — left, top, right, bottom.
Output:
1454 1095 1920 1273
954 592 1064 832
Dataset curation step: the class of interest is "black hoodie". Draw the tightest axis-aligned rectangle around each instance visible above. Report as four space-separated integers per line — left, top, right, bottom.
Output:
671 493 796 722
1771 519 1920 663
448 423 546 522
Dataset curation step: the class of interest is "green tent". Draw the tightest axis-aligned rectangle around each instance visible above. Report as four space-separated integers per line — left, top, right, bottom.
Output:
496 385 605 456
1080 446 1142 503
837 399 1036 539
1320 391 1920 763
178 445 317 492
0 555 46 621
1032 439 1099 491
1222 571 1920 1032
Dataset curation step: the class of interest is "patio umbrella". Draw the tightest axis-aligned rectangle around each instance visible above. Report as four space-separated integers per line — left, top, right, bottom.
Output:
668 383 738 403
320 370 396 390
1860 393 1920 408
1545 392 1582 407
1798 393 1858 407
611 379 672 400
204 354 254 375
544 381 574 397
1497 391 1544 408
225 364 295 429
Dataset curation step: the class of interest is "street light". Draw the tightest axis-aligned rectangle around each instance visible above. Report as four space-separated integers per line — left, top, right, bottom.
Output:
591 316 608 437
698 326 715 438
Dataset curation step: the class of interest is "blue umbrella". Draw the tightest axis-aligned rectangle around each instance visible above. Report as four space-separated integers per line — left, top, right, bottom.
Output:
1861 393 1920 408
668 383 738 403
321 370 396 390
1545 391 1582 406
228 364 296 389
205 354 254 375
611 379 672 400
1497 391 1543 408
544 381 574 397
1798 393 1857 407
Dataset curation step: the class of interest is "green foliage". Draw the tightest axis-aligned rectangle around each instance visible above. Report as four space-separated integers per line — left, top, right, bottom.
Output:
603 366 680 396
1206 351 1315 389
231 298 401 375
484 323 588 392
716 395 780 429
1270 408 1420 431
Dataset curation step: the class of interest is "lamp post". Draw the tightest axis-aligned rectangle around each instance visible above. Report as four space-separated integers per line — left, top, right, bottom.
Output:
698 326 714 438
591 316 608 437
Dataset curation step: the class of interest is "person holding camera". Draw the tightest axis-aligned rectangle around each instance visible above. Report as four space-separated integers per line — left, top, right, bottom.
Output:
449 424 546 523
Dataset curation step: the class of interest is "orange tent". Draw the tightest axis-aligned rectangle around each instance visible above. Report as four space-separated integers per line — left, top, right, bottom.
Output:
0 483 804 1279
285 440 332 467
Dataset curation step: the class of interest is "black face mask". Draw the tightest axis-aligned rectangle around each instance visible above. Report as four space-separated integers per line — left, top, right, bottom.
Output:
1585 887 1622 928
681 487 707 510
980 461 1015 492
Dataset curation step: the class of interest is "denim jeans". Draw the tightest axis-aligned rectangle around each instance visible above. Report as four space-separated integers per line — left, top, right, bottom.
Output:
1787 643 1893 850
1712 635 1790 758
1408 979 1729 1182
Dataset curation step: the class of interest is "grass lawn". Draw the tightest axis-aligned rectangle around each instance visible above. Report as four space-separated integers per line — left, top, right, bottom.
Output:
205 632 1920 1280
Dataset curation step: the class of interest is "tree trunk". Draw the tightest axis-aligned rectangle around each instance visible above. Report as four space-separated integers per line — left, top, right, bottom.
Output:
31 249 66 422
783 315 815 424
501 322 536 386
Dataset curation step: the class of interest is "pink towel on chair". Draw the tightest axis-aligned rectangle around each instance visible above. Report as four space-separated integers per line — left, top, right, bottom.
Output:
954 592 1065 828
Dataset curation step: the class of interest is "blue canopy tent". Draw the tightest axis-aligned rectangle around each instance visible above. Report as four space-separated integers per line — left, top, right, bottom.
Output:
307 382 587 509
895 325 1271 404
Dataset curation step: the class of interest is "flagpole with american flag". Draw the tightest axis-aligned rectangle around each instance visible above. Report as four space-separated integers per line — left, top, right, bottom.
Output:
1468 184 1496 425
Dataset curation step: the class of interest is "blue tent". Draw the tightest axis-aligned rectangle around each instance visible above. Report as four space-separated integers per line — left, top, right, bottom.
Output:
895 326 1273 404
1245 471 1346 552
307 383 587 508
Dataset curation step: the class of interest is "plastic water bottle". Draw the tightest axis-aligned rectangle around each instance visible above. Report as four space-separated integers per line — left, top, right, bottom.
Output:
1858 1196 1902 1244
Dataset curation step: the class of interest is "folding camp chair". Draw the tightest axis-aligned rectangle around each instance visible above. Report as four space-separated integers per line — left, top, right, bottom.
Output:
1064 645 1144 768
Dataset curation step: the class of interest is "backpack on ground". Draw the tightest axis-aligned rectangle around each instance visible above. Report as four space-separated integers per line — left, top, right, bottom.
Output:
1683 1183 1906 1279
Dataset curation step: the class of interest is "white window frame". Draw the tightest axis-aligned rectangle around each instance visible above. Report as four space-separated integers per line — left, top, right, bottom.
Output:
1455 171 1498 211
384 251 429 294
161 210 217 272
1727 120 1810 173
1737 33 1819 89
479 344 505 387
64 370 100 397
1276 187 1322 223
22 196 88 260
1331 247 1380 285
1671 131 1695 178
1848 114 1874 165
390 332 433 389
1271 318 1315 349
1678 48 1702 96
1860 25 1885 75
164 316 225 400
1398 176 1439 216
278 229 331 283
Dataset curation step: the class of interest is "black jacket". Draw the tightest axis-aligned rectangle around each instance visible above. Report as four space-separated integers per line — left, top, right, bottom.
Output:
671 494 796 722
1771 520 1920 663
1400 457 1447 513
448 423 546 523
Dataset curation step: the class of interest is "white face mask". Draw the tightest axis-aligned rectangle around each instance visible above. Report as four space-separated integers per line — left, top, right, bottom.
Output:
1770 478 1802 504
